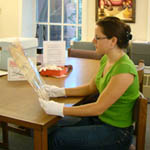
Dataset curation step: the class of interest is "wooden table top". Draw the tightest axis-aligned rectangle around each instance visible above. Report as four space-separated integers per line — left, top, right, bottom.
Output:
0 57 99 128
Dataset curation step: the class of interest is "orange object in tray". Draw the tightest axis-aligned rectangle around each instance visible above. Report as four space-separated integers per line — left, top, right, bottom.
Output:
40 66 68 77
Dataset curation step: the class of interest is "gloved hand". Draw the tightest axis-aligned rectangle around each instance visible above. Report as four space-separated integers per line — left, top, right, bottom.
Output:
42 84 66 98
39 98 64 117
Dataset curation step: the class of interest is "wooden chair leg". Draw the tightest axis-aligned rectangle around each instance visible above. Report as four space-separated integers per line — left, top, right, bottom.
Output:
0 122 9 149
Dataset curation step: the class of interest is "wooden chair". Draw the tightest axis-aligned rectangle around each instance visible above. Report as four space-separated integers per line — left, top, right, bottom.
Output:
132 62 147 150
68 48 102 60
137 69 144 93
137 59 145 92
133 95 147 150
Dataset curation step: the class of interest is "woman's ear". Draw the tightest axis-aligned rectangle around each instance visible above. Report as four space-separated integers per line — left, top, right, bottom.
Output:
110 36 118 48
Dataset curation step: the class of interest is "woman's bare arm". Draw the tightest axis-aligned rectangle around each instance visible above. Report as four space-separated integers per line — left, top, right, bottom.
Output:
63 73 134 116
65 74 98 96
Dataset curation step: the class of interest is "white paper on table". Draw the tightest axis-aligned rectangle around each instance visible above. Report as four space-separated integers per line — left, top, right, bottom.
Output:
43 41 66 66
0 70 8 76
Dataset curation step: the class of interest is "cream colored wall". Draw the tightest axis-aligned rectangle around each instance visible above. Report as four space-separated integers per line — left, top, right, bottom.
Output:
82 0 96 41
86 0 150 42
129 0 148 41
0 0 21 38
0 0 35 38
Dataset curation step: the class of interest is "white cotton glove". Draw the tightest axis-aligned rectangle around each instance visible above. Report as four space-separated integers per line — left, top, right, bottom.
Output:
42 84 66 98
39 98 64 117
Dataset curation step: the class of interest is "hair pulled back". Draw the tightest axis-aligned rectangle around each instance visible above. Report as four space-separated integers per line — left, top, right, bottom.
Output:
96 16 132 49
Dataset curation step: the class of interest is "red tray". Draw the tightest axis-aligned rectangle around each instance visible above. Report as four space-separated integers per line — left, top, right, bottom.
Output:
40 66 68 77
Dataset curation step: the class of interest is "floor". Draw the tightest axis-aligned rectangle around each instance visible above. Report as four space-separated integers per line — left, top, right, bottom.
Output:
0 105 149 150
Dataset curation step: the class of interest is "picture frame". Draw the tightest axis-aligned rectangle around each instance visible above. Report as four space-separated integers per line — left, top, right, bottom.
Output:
96 0 136 23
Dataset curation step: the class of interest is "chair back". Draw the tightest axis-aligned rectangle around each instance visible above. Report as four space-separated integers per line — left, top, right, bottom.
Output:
137 60 144 92
137 69 144 92
68 48 102 60
133 60 147 150
133 96 147 150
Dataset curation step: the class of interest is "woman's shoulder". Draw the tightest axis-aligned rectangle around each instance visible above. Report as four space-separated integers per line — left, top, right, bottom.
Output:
116 54 135 67
112 54 137 75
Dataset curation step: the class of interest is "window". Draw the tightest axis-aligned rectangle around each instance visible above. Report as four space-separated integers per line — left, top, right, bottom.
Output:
36 0 82 49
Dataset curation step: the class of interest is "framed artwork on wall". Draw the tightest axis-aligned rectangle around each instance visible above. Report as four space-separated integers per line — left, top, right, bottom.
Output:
96 0 136 23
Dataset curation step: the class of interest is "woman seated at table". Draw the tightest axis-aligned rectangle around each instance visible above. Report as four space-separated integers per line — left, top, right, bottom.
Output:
39 16 139 150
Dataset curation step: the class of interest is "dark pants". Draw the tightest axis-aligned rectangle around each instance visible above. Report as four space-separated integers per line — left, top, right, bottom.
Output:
48 116 133 150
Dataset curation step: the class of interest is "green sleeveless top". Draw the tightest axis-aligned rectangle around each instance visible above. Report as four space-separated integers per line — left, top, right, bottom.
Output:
95 54 140 128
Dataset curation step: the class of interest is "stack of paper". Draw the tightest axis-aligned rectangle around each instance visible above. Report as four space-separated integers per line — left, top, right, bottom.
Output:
43 41 66 66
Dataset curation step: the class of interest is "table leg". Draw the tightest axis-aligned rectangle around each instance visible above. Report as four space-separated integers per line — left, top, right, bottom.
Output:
0 122 9 149
34 127 48 150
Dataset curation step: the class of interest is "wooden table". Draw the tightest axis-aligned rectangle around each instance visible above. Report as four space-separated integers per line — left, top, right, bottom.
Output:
0 57 99 150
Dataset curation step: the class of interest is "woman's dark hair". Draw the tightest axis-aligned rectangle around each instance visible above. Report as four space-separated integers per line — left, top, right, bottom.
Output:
96 16 132 49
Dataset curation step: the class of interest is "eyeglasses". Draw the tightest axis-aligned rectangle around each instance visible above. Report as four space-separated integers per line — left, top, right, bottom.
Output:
94 36 107 41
